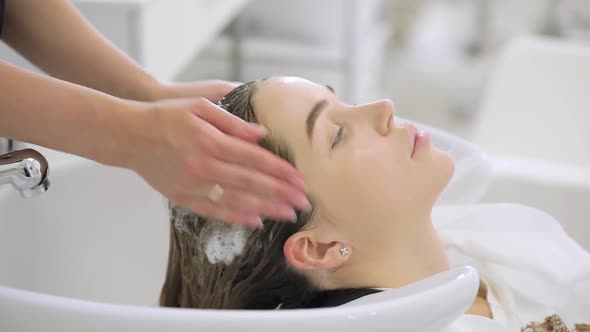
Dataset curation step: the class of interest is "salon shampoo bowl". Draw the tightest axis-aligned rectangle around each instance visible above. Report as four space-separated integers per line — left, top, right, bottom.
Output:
0 121 489 332
0 266 478 332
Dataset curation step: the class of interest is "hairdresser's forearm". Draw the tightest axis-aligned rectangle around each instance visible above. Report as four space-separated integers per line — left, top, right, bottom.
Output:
2 0 160 101
0 61 138 167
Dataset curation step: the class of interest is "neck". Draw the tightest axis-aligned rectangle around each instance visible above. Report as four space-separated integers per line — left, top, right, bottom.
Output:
333 214 450 289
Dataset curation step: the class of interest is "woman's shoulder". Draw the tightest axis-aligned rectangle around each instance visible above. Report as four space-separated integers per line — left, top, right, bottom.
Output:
443 314 508 332
432 203 564 233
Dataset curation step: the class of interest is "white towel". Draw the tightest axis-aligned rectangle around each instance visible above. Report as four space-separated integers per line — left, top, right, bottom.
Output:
433 203 590 331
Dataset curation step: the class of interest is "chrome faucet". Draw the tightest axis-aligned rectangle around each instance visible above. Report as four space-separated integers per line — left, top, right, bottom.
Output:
0 148 50 198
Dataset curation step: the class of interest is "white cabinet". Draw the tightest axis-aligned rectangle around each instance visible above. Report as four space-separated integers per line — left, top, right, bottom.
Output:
184 0 393 104
0 0 251 81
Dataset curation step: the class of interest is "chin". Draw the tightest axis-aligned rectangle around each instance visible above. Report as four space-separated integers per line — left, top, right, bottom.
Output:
427 149 455 199
438 150 455 185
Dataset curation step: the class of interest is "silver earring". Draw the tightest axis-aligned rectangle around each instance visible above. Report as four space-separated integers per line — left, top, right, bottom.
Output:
340 247 349 256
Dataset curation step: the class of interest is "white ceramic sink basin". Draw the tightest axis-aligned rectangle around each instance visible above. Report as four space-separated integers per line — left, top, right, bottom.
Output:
0 154 169 305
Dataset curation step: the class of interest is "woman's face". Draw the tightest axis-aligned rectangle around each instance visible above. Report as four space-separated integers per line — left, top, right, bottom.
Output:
252 77 454 246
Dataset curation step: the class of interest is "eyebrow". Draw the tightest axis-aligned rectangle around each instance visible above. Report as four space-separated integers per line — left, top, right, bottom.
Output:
305 86 335 141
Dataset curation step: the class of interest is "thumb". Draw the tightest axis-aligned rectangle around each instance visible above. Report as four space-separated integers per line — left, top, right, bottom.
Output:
189 98 267 142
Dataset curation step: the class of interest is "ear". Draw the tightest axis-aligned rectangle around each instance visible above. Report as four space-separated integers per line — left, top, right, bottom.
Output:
283 230 351 271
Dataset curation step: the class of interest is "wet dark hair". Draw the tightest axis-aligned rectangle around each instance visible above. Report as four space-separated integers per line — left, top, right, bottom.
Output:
159 81 319 309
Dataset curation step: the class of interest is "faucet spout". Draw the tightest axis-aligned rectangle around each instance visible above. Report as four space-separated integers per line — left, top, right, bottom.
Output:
0 149 50 198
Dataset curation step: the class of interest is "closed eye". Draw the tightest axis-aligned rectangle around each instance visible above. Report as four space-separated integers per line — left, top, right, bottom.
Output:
331 126 344 149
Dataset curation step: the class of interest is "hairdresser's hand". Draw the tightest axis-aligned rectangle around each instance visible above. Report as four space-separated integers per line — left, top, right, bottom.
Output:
126 98 310 227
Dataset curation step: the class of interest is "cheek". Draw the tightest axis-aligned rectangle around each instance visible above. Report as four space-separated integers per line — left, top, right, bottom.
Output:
306 139 450 229
319 148 414 217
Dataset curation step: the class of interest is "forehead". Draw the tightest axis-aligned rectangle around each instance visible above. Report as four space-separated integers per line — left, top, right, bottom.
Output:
252 77 328 143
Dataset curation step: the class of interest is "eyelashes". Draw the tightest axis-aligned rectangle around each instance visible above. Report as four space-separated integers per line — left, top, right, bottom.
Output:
331 126 344 149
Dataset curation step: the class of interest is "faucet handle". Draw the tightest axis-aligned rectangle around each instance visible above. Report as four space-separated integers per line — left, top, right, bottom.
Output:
21 177 51 198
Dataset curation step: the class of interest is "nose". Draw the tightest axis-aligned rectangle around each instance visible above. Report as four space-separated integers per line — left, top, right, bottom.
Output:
357 99 394 136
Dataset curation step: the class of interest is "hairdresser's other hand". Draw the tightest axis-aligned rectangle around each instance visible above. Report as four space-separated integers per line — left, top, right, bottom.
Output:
147 80 240 103
125 98 310 227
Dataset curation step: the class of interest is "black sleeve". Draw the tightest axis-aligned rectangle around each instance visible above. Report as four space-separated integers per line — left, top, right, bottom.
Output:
299 288 383 309
0 0 5 36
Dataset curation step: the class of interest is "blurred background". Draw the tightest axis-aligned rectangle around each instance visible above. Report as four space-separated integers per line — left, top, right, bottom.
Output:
175 0 590 138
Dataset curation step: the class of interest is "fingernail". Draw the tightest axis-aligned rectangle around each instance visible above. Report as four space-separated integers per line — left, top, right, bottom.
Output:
250 216 264 229
249 124 267 137
289 175 308 193
294 194 312 212
280 207 297 222
289 209 298 222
